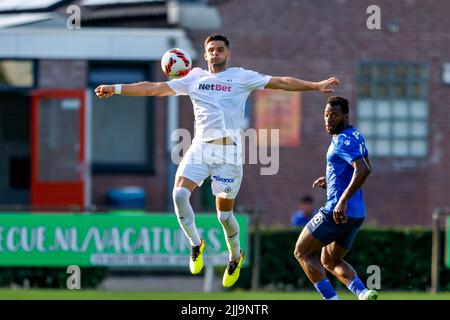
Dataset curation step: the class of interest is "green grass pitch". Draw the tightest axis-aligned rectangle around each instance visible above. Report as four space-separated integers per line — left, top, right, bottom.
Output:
0 289 449 300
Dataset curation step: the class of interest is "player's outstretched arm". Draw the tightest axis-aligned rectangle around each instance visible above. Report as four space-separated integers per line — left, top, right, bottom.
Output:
95 82 176 99
265 76 340 93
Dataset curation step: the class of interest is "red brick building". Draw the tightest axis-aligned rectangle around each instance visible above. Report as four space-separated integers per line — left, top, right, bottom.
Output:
0 0 448 226
186 0 450 226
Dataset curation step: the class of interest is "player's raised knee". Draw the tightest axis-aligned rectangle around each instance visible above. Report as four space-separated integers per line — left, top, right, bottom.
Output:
172 186 190 205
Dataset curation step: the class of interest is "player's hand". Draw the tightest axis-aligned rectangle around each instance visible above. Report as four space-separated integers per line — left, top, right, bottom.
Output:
312 176 326 189
95 85 115 99
316 77 340 93
333 199 348 224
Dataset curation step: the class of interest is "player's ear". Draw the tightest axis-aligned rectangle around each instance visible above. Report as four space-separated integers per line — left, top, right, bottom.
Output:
204 51 208 62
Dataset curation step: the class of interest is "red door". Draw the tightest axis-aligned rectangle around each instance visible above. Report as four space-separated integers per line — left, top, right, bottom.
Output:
31 90 87 208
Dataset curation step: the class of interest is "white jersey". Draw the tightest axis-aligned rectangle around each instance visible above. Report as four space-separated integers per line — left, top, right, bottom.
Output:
167 67 272 146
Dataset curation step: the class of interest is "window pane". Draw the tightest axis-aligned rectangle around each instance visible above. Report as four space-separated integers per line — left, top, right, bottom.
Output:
92 95 147 164
410 100 427 119
394 83 407 98
410 140 427 157
392 140 408 156
360 64 372 79
89 62 152 171
357 62 428 158
365 139 374 155
38 98 80 182
359 83 373 98
377 64 390 82
411 121 427 138
358 100 374 118
89 63 148 86
410 83 426 99
376 83 389 98
375 139 390 156
395 64 408 82
392 100 408 118
358 120 374 137
375 121 390 138
393 121 408 138
411 64 426 80
375 100 391 119
0 60 33 87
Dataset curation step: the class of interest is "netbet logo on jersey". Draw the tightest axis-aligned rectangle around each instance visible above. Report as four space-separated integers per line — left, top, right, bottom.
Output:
198 83 232 92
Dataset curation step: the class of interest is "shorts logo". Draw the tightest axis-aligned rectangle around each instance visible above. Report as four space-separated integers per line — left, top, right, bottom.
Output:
309 213 324 232
224 187 231 193
212 175 235 183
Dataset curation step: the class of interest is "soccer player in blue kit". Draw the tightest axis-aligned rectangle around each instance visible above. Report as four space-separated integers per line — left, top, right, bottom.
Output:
294 96 378 300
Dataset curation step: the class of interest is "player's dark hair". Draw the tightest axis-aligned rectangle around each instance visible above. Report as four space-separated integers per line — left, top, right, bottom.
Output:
327 96 349 114
204 34 230 48
301 195 313 203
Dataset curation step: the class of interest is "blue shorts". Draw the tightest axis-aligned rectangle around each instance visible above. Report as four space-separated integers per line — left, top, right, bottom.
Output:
305 210 364 250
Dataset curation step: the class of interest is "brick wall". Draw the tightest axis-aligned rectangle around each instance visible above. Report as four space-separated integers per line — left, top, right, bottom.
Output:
38 0 450 226
181 0 450 226
39 60 87 88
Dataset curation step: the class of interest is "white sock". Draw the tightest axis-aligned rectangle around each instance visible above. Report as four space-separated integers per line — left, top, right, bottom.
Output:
328 295 339 300
172 187 201 247
217 210 240 261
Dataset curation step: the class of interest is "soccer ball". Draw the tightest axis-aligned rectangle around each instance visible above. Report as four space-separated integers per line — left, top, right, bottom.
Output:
161 48 192 79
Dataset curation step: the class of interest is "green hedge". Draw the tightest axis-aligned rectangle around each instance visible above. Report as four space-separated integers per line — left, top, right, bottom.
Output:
0 267 108 289
236 227 450 291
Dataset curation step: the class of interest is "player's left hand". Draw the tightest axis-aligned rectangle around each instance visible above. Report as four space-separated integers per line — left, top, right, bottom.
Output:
333 199 348 224
316 77 340 93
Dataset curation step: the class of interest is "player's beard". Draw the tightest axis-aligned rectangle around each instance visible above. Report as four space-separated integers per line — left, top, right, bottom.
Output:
332 120 345 135
211 58 227 69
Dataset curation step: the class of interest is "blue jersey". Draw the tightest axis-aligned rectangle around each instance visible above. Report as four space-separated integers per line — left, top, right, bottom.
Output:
320 126 368 218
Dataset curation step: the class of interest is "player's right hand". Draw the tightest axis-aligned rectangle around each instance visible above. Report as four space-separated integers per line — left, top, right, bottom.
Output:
312 176 326 189
95 85 115 99
333 199 348 224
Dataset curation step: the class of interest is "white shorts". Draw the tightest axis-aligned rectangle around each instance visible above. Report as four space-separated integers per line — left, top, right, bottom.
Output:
176 141 243 199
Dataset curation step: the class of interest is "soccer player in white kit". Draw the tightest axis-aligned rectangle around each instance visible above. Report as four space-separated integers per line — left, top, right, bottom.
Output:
95 34 340 287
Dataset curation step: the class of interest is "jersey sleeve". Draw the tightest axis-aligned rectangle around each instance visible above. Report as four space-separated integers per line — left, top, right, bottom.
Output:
167 68 197 96
336 135 367 165
242 69 272 91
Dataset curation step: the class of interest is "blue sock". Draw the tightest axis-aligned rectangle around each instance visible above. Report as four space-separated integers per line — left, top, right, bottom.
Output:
314 278 337 300
347 276 367 297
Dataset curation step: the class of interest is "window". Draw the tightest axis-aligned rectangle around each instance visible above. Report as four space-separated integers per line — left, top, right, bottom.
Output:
357 62 428 157
89 62 154 173
0 60 34 88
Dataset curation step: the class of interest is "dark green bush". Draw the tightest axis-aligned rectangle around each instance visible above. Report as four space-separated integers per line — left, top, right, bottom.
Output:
236 227 450 291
